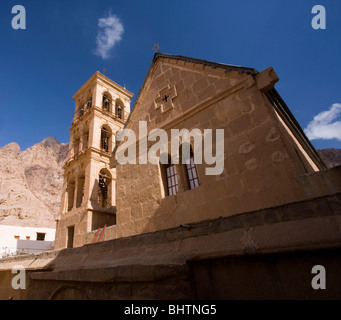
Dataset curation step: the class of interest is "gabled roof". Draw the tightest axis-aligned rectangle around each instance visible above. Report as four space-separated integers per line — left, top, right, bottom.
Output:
152 53 258 75
111 52 325 170
112 53 258 158
132 52 257 113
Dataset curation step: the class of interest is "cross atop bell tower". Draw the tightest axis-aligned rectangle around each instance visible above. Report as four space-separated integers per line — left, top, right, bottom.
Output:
54 71 133 249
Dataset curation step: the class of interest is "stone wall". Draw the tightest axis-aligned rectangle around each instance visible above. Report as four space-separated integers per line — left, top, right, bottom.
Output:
1 174 340 299
113 56 327 239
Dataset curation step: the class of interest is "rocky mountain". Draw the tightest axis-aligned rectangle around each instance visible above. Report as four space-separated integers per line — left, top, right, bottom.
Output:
0 138 69 228
317 148 341 169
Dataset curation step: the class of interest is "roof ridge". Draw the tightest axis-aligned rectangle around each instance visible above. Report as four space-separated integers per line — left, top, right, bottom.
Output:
153 52 258 75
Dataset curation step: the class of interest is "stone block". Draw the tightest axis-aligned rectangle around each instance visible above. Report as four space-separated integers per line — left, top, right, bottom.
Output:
277 201 315 222
192 77 208 93
327 196 341 215
181 71 195 88
229 114 252 135
255 67 279 92
237 85 258 101
197 85 217 101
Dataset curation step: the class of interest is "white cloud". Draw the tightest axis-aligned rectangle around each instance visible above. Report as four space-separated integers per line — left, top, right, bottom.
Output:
95 13 124 59
304 103 341 141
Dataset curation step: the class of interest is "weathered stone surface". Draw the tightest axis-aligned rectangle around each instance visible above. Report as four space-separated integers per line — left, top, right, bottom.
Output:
0 138 68 227
0 191 340 300
109 54 335 241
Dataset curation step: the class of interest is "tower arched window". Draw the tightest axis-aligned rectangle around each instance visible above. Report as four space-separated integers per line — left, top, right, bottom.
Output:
117 105 123 119
116 101 124 119
76 172 85 208
98 169 112 208
100 126 112 153
102 94 111 112
67 176 75 211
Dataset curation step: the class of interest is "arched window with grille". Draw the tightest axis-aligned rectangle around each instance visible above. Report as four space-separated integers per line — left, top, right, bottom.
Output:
160 154 178 196
166 162 178 196
181 144 199 190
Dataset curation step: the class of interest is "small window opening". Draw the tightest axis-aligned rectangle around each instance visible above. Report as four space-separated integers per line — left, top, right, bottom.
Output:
67 226 74 248
36 233 46 241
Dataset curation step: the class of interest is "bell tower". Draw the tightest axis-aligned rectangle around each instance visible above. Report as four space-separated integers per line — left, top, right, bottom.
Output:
54 71 133 249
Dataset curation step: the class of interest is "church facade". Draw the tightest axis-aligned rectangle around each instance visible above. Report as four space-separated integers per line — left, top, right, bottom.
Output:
111 53 326 239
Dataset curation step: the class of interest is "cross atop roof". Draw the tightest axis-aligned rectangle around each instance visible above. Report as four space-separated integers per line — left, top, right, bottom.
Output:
152 43 160 53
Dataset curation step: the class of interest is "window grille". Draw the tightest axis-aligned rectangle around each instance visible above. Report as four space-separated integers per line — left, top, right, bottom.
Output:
166 164 178 196
185 150 199 189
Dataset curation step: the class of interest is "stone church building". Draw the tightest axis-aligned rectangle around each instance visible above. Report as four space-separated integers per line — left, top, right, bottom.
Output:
0 53 340 300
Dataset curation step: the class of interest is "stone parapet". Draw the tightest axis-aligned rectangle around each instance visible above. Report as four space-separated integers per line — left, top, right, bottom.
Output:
1 188 340 299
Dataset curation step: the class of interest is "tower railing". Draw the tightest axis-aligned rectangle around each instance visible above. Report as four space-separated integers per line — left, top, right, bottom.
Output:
71 105 129 127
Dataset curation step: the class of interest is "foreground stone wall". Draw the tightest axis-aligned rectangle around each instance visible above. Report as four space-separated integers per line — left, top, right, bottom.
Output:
1 181 340 300
191 248 341 300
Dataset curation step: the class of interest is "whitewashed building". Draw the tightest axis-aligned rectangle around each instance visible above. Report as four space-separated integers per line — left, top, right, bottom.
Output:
0 225 55 258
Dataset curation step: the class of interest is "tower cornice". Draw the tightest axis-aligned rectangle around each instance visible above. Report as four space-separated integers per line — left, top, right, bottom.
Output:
73 71 134 101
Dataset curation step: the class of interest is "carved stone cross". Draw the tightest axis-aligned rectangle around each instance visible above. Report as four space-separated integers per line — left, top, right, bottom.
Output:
154 85 177 113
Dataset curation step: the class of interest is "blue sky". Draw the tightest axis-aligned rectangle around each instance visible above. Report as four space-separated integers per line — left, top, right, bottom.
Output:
0 0 340 150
